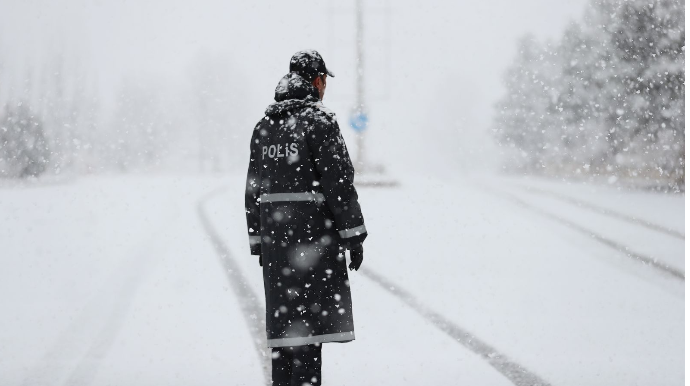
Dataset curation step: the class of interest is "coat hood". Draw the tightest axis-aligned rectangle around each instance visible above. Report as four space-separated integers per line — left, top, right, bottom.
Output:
265 72 319 116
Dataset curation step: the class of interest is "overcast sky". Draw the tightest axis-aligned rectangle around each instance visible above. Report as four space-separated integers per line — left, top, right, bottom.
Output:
0 0 588 173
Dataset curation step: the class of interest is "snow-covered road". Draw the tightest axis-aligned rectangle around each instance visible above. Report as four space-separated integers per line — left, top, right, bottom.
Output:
0 173 683 385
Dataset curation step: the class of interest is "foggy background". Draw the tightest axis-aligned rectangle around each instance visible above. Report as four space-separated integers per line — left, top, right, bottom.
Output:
0 0 590 177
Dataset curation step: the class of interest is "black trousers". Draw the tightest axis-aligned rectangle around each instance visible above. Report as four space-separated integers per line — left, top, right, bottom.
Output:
271 343 322 386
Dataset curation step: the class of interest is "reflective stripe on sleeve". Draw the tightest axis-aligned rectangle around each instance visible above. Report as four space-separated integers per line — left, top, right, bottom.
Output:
338 225 367 239
260 192 325 203
248 235 261 245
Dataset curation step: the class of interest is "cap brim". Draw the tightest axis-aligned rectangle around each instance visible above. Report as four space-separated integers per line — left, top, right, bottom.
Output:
326 69 335 77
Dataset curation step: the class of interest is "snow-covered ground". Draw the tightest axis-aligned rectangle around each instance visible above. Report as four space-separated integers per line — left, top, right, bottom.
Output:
0 173 683 385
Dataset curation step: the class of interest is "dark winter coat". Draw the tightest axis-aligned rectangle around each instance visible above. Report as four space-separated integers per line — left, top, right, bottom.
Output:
245 72 368 348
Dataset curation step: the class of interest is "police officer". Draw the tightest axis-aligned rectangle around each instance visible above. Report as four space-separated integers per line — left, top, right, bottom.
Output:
245 50 368 386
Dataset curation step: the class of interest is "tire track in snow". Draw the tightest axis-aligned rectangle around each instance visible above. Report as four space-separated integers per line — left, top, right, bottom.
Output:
60 208 181 386
514 184 684 240
61 256 154 386
359 267 552 386
21 220 166 386
200 187 550 385
481 184 684 281
197 188 271 385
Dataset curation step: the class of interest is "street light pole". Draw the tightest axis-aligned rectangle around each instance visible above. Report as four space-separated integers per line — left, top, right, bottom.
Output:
355 0 366 170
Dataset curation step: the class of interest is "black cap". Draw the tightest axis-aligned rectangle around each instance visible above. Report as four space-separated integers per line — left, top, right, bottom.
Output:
289 50 335 81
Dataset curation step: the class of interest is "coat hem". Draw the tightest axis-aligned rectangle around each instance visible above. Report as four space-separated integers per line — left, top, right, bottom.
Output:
267 331 355 348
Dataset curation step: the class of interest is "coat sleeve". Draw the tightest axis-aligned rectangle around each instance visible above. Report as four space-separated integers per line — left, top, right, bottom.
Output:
306 115 368 248
245 124 262 255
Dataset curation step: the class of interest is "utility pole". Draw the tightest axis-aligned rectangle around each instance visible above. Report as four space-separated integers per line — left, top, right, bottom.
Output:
353 0 367 170
329 0 397 186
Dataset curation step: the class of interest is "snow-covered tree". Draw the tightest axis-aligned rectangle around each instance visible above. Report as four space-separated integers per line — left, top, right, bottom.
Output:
553 21 608 172
0 102 50 178
493 0 685 188
493 36 560 172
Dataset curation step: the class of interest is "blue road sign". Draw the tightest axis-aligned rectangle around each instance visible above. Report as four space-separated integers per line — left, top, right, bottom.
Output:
349 112 368 132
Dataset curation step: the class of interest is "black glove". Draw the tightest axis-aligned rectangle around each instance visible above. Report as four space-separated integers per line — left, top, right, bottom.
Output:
349 243 363 271
259 253 263 267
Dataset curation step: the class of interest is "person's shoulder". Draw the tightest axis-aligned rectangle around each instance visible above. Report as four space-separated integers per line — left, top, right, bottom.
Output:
313 102 337 121
255 115 271 128
250 116 271 140
300 101 337 128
